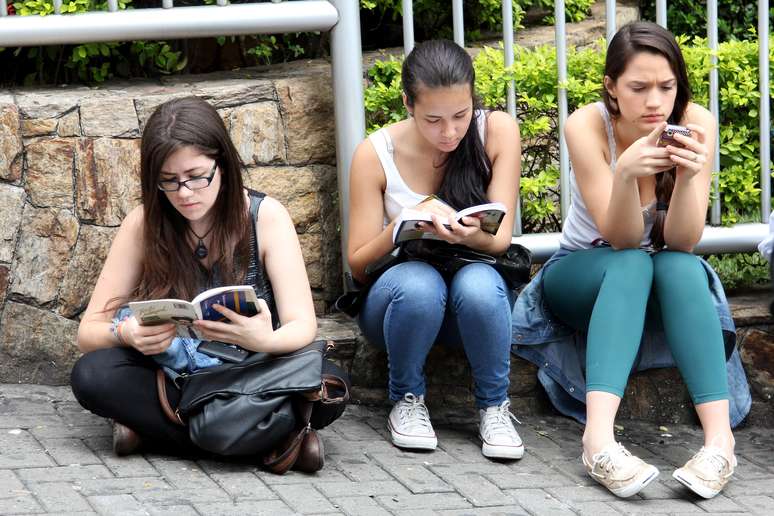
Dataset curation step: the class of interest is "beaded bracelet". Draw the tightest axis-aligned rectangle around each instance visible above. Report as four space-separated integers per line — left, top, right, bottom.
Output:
110 316 129 346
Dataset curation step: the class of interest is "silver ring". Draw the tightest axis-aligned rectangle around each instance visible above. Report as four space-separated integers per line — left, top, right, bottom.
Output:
692 152 698 162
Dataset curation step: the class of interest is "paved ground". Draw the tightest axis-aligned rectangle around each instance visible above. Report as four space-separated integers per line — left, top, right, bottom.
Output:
0 384 772 515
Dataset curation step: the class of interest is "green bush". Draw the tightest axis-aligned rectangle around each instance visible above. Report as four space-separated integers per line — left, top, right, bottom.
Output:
639 1 773 42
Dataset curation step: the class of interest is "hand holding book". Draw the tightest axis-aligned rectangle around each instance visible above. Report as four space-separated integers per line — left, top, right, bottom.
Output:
392 197 507 245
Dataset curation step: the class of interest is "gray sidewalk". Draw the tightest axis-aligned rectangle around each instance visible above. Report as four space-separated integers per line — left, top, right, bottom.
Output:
0 384 772 515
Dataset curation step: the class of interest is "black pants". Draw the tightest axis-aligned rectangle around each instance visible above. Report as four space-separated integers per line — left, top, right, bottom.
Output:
71 347 349 455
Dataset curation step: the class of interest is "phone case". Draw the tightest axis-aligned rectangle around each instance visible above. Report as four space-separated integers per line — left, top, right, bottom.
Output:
657 124 691 148
197 341 249 363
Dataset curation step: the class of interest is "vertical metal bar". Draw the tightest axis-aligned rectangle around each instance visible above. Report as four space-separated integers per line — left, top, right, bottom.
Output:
162 0 174 9
606 0 616 46
54 0 62 15
759 0 771 221
555 0 570 221
1 0 8 17
402 0 414 55
331 0 366 281
656 0 667 28
217 0 227 6
452 0 464 47
502 0 521 235
107 0 118 12
708 0 721 225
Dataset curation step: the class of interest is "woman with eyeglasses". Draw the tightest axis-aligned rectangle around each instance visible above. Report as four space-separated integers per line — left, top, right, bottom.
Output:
71 96 347 458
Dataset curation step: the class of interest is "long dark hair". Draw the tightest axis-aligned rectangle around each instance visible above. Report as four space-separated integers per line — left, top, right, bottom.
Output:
402 39 492 209
137 96 251 301
603 21 691 249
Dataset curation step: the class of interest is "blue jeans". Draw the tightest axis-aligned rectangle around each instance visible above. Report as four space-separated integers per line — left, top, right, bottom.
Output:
358 261 514 408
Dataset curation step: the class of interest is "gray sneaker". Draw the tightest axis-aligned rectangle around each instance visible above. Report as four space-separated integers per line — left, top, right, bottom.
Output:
387 393 437 450
583 442 659 498
673 446 737 499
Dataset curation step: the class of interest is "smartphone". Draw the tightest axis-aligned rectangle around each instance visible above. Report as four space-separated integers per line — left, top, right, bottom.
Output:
657 124 691 148
197 341 249 363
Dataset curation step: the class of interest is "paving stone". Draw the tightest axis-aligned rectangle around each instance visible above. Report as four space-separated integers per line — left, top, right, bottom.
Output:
486 471 577 489
368 448 459 466
315 479 409 498
95 451 160 478
40 438 102 466
0 495 44 514
379 463 453 494
330 495 393 516
273 483 338 513
133 488 230 505
208 471 277 500
606 497 704 513
194 500 296 515
735 494 774 514
88 494 145 515
375 492 472 511
0 469 27 498
146 458 221 490
0 429 57 468
545 485 618 503
29 424 110 440
571 501 623 515
0 414 66 429
16 465 113 482
76 476 173 496
694 493 749 513
143 504 199 516
734 455 774 480
28 481 92 512
256 469 350 485
328 455 393 482
721 478 774 497
505 488 576 516
444 474 514 507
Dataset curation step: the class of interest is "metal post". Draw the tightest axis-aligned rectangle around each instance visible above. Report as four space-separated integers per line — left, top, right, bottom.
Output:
108 0 118 12
502 0 521 235
606 0 616 46
54 0 62 15
0 0 6 17
402 0 414 55
760 0 771 221
708 0 721 225
555 0 570 220
217 0 227 6
162 0 174 9
331 0 366 282
656 0 667 28
452 0 464 47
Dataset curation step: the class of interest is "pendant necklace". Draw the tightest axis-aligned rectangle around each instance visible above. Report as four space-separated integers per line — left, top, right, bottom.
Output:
188 224 214 260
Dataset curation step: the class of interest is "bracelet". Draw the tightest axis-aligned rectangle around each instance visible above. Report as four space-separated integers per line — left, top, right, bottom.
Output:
111 316 129 346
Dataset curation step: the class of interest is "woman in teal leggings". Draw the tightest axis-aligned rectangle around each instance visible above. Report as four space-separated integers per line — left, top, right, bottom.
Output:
537 22 736 499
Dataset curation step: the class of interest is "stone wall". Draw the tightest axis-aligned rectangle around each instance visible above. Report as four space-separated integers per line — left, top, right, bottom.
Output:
0 63 342 384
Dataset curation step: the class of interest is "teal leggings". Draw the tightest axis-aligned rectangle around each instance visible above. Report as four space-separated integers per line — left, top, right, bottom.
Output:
543 248 728 405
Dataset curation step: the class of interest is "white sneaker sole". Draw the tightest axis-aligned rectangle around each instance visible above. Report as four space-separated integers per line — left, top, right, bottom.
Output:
672 469 721 499
601 465 660 498
388 419 437 450
481 440 524 460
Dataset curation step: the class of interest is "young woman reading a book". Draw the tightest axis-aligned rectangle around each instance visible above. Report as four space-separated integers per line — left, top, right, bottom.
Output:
347 40 523 459
71 96 347 456
512 22 747 498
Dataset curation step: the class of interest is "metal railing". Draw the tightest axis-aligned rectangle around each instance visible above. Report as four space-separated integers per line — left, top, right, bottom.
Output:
399 0 771 262
0 1 770 268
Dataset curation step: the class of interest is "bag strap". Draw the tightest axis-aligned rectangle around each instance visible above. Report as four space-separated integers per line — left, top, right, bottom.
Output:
156 370 185 426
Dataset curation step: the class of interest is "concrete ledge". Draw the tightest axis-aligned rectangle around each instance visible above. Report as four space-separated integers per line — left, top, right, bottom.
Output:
318 288 774 426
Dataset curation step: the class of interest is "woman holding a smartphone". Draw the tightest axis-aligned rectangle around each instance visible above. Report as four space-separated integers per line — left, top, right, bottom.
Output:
513 21 743 498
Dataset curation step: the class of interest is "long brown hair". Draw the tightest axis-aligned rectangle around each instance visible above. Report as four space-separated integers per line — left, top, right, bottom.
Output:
603 21 691 249
402 39 492 209
136 96 251 301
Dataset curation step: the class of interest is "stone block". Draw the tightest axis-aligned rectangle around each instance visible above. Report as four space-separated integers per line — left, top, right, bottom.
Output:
14 88 92 119
20 118 57 136
10 205 79 305
194 76 275 109
58 224 118 318
0 183 25 263
740 328 774 401
0 302 79 384
80 97 140 137
57 109 81 137
25 138 76 208
275 75 335 165
229 102 286 165
75 137 142 226
298 232 323 289
0 265 8 307
134 91 195 131
0 103 23 181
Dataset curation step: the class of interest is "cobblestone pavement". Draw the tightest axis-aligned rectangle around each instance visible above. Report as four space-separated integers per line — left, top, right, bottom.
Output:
0 385 772 515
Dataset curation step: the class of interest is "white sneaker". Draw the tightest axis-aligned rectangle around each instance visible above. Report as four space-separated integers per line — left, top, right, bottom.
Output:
478 400 525 459
673 446 737 499
582 442 659 498
387 393 437 450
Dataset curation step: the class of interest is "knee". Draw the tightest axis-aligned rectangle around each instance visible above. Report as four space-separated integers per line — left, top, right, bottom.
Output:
70 349 119 407
653 251 706 287
379 261 447 305
606 249 654 283
450 263 508 310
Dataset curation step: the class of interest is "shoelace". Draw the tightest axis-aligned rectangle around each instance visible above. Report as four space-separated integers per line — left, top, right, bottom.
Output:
693 447 733 478
592 443 631 475
482 400 521 439
397 394 433 431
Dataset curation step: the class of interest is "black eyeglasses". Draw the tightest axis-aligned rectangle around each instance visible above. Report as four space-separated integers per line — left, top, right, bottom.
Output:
157 161 218 192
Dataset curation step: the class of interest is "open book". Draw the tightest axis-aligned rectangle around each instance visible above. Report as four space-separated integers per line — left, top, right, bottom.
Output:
392 202 507 245
128 285 260 339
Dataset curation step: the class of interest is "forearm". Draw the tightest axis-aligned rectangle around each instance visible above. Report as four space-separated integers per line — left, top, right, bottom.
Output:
349 222 398 283
604 171 646 248
663 175 705 251
246 318 317 355
77 320 125 353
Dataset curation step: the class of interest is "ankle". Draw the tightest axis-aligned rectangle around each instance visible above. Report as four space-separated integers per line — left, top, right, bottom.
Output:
705 431 735 460
582 433 616 460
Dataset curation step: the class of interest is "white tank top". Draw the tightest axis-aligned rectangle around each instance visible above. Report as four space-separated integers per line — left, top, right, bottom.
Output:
559 102 655 250
369 110 488 226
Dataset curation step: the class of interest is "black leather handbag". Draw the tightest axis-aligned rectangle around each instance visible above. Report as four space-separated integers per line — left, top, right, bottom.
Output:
157 340 349 474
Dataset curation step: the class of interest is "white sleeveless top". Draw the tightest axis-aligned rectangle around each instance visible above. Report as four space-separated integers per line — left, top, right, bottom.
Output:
559 102 656 250
369 111 488 226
